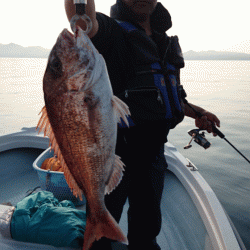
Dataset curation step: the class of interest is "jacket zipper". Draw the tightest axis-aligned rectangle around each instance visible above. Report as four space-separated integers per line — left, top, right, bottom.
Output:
125 88 164 104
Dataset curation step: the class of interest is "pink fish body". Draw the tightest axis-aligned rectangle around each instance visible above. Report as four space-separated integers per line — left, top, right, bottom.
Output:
37 27 130 250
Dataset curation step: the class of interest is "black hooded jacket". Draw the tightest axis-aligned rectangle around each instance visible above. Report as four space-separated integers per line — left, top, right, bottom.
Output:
91 1 185 131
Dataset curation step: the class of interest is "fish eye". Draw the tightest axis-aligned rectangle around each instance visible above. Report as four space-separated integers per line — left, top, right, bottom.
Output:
49 54 63 79
52 58 61 69
84 96 91 103
51 55 62 72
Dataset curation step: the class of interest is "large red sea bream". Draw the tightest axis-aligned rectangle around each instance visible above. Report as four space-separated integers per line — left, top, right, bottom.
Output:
37 26 130 250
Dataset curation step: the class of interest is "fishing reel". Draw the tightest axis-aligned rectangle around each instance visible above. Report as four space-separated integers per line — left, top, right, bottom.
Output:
182 100 250 163
184 129 211 150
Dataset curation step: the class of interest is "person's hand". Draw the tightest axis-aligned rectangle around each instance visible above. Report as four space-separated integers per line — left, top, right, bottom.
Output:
195 111 220 136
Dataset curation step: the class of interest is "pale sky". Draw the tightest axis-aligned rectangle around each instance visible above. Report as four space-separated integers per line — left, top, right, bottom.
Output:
0 0 250 53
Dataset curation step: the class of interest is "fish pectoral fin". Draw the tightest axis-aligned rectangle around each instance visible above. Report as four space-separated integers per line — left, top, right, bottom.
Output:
105 155 125 195
112 95 131 127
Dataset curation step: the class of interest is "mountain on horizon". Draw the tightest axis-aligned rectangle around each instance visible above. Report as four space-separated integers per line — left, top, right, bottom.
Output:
0 43 50 58
183 50 250 60
1 43 250 60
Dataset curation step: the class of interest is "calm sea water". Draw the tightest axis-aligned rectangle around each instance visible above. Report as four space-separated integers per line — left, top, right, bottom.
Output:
0 58 250 248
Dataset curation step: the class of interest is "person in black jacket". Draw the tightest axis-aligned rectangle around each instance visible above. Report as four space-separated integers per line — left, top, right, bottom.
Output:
65 1 220 249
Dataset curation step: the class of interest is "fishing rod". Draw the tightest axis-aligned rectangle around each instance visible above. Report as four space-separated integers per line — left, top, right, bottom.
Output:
183 99 250 165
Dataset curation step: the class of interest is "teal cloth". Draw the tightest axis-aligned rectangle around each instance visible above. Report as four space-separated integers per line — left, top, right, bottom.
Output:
11 191 86 248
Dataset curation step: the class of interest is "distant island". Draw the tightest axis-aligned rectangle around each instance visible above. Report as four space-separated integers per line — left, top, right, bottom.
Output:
183 50 250 60
0 43 50 58
1 43 250 60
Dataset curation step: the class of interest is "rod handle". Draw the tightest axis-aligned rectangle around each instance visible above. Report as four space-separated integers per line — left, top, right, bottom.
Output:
184 100 225 138
194 110 225 138
211 124 225 139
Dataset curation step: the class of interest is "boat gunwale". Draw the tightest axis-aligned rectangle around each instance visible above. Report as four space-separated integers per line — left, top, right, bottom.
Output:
0 127 49 153
164 142 242 250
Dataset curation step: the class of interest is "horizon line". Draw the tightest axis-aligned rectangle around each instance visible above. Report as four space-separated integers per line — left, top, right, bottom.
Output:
1 42 250 55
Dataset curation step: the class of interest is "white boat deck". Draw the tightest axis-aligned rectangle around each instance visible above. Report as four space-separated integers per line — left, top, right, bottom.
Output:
0 128 244 250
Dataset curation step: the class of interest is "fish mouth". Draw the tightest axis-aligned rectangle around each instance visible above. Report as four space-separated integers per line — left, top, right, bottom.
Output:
60 26 87 49
60 29 75 46
75 26 81 40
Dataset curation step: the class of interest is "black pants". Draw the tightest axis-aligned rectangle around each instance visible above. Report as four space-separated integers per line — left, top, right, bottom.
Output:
91 124 169 250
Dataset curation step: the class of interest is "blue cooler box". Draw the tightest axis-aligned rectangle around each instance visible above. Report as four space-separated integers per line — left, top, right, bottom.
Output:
33 147 86 206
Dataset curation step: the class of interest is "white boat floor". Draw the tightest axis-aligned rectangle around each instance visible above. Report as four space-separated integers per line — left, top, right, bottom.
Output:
112 170 208 250
0 147 207 250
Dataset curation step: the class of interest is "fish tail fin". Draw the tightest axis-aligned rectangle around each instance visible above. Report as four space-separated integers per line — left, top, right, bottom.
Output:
83 210 128 250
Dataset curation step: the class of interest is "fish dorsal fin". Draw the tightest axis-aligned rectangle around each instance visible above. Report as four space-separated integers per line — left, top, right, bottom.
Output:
112 96 131 127
105 155 125 195
36 106 83 200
